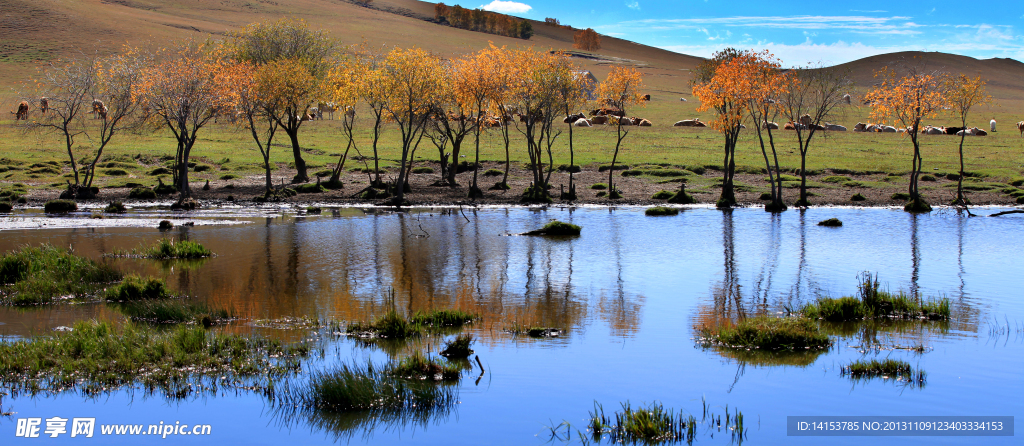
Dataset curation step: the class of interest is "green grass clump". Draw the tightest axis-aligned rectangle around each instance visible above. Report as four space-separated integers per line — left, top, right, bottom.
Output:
841 359 926 386
699 316 831 350
412 166 435 174
851 193 866 201
347 309 420 339
142 239 212 259
0 320 304 397
0 202 12 213
818 218 842 227
645 206 679 216
290 361 457 412
440 334 474 358
623 168 688 177
409 309 477 328
528 220 581 236
104 275 170 301
103 168 129 176
0 245 121 305
590 183 607 190
306 206 322 214
116 299 230 325
104 201 127 213
651 190 674 199
803 274 950 321
193 164 213 172
891 192 911 201
920 174 936 181
821 175 851 183
153 179 177 195
219 174 239 180
148 167 172 176
43 199 77 213
294 183 326 194
587 400 740 445
390 352 461 381
128 187 157 199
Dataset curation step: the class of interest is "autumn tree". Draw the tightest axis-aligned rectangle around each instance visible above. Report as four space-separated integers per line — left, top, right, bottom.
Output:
573 28 601 51
226 19 336 183
779 64 850 207
324 58 363 189
480 44 515 189
228 61 282 195
430 56 476 189
379 47 444 205
32 56 96 194
738 51 791 211
692 48 745 207
141 42 231 203
459 50 499 198
83 48 150 191
507 49 564 202
554 58 593 200
865 65 947 212
944 74 991 206
353 44 390 187
435 3 449 21
596 66 645 200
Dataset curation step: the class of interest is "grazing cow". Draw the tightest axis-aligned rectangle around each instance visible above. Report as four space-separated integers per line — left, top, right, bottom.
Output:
39 97 49 114
97 105 108 120
12 101 29 120
1017 121 1024 136
990 118 996 132
563 113 586 124
673 118 703 127
641 94 651 101
854 122 881 132
317 102 336 120
309 107 320 120
824 123 847 131
590 115 608 125
799 114 812 127
573 118 592 127
762 121 779 130
842 93 851 104
679 97 687 102
91 99 105 118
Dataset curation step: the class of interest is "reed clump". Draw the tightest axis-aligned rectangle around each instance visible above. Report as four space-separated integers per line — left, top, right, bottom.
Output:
347 309 420 339
439 334 474 358
802 273 951 321
0 245 120 305
586 400 744 445
389 352 461 381
409 309 477 328
0 320 306 397
521 220 581 236
104 275 169 301
841 358 926 386
645 206 679 216
142 239 213 259
290 362 458 412
698 316 831 350
116 299 230 325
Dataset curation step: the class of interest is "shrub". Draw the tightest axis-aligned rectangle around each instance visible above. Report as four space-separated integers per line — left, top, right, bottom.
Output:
645 206 679 216
104 275 170 301
44 199 77 213
128 187 157 199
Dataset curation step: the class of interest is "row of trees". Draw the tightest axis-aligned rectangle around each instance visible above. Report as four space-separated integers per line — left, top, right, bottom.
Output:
693 48 989 212
434 3 533 40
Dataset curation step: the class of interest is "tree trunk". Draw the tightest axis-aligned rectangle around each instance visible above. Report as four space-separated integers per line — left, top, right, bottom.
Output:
287 128 308 183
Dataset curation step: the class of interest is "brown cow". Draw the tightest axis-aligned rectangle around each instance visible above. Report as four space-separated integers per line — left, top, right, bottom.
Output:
641 94 651 101
784 122 796 130
590 115 607 125
91 99 106 119
637 118 652 127
799 114 811 126
39 97 49 114
12 101 29 120
1017 121 1024 136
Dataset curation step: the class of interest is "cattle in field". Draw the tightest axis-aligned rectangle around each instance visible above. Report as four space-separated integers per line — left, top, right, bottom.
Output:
679 97 687 102
573 118 592 127
944 126 964 135
91 99 105 118
762 121 779 130
590 115 608 125
317 102 336 120
12 101 29 120
589 106 625 117
799 114 811 127
641 94 651 101
673 118 704 127
990 118 996 132
880 125 897 132
637 118 652 127
824 123 846 131
564 113 585 124
309 107 320 120
922 126 945 135
784 122 796 130
854 122 882 132
842 93 851 104
957 127 988 136
39 97 49 114
1017 121 1024 136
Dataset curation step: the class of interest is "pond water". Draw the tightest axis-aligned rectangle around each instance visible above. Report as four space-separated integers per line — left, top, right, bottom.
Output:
1 205 1021 445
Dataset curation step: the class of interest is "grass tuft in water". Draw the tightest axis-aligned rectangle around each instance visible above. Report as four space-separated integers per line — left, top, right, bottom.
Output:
841 358 926 386
802 273 951 321
43 199 77 213
116 299 230 325
585 400 745 445
439 334 474 358
645 206 679 216
817 218 842 227
288 361 458 412
651 190 674 200
390 352 461 381
104 275 169 301
103 201 127 213
409 309 477 328
347 309 420 339
0 245 121 305
0 320 306 398
522 220 581 236
143 239 212 259
699 316 831 350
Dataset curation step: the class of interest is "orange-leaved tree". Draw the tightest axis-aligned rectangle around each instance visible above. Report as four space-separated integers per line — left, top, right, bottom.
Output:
458 50 499 198
554 57 593 201
379 46 444 205
865 65 948 212
226 60 285 196
480 44 516 190
692 48 746 208
85 47 150 193
507 48 565 203
573 28 601 51
431 54 479 190
596 65 645 199
140 41 232 203
943 74 991 206
323 57 363 189
737 50 792 212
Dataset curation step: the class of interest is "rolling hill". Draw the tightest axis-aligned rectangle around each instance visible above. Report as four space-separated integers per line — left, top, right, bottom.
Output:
2 0 1022 107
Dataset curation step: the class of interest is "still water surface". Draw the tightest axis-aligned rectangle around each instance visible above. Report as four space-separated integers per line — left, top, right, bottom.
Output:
1 206 1021 445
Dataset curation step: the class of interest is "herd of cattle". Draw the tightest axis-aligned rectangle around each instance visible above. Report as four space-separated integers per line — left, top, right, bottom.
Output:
10 96 1024 137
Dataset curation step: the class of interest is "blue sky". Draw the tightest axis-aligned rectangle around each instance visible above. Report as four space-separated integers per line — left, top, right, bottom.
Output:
477 1 1024 66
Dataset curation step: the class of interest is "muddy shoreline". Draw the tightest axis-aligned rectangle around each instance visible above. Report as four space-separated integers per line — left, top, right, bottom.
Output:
6 161 1021 209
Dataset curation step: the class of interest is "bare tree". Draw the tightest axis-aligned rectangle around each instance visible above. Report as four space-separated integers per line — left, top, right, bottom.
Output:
32 56 95 195
780 65 851 206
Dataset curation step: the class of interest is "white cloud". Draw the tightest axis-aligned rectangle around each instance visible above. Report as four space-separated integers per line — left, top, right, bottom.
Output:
479 1 532 14
659 41 899 66
626 1 640 10
610 15 923 36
